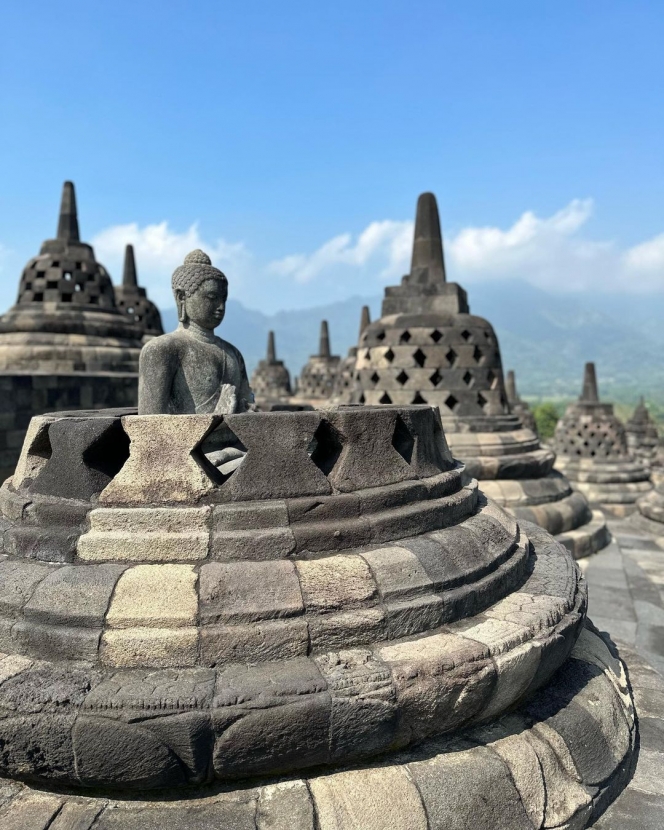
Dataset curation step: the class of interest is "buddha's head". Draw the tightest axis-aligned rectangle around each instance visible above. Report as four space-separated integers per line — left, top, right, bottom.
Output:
172 250 228 330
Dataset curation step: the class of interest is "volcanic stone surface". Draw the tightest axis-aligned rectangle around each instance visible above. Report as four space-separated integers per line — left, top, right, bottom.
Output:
554 363 652 517
0 403 635 828
345 192 609 559
0 182 144 373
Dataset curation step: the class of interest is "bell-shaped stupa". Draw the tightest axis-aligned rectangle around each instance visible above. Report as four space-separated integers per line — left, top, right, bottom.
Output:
114 244 164 341
553 363 652 516
506 369 537 433
331 305 370 403
0 182 143 372
296 319 341 401
250 330 293 406
625 396 659 467
349 192 609 557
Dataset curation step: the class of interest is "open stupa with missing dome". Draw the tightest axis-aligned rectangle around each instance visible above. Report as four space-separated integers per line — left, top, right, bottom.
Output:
345 192 610 558
553 363 652 517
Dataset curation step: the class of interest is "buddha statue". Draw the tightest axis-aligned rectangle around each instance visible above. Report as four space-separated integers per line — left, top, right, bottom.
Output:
138 249 254 469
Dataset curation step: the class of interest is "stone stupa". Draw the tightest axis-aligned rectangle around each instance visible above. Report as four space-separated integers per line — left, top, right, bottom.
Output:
348 192 609 558
331 305 370 403
0 182 143 373
553 363 652 516
114 244 164 341
250 330 293 407
295 319 341 402
625 396 659 466
506 369 537 433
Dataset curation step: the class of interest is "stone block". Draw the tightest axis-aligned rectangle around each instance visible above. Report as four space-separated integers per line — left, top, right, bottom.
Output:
12 413 60 489
4 524 80 563
213 692 331 777
82 667 215 713
0 713 76 781
0 791 65 830
308 609 386 651
140 712 213 784
408 744 533 830
200 619 309 665
220 411 332 500
105 564 197 628
356 479 428 514
361 546 432 601
257 781 315 830
12 620 102 662
286 493 361 524
212 500 289 530
385 594 444 639
73 715 185 788
291 518 372 554
309 765 428 830
0 559 52 616
101 627 199 668
210 527 296 561
479 641 542 721
78 507 210 562
23 563 126 626
92 796 258 830
100 414 220 504
296 555 377 612
0 660 96 712
200 561 303 624
49 802 105 830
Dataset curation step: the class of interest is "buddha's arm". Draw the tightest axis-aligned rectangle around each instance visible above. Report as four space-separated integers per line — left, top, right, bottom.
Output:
138 340 178 415
235 350 256 411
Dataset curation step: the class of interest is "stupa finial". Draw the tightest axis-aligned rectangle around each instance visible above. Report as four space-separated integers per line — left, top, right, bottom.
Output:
410 192 446 283
122 245 138 288
581 362 599 403
359 305 371 338
506 370 518 404
319 320 331 358
267 330 277 363
56 181 80 243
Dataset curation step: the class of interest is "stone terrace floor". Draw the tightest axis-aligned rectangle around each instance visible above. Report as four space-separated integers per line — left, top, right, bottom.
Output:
585 520 664 828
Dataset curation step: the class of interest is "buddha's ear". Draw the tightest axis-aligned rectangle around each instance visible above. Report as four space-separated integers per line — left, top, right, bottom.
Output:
175 288 187 323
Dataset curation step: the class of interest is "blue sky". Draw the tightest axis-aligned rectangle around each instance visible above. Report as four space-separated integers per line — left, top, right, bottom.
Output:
1 1 662 313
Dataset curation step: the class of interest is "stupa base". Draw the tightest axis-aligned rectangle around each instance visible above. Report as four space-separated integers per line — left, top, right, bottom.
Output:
0 624 633 830
555 510 612 560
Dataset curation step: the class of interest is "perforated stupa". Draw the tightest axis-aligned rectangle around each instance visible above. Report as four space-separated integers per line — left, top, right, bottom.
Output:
114 244 164 340
250 330 293 406
506 369 537 433
296 319 341 401
348 192 609 558
0 182 143 373
331 305 370 403
553 363 652 516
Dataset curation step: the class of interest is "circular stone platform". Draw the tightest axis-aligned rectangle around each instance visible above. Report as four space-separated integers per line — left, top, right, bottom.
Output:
0 405 635 827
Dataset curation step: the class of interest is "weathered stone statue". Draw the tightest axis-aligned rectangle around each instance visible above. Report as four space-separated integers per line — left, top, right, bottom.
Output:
138 249 254 416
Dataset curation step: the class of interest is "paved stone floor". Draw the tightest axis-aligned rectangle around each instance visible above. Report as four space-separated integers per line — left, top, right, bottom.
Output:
583 520 664 828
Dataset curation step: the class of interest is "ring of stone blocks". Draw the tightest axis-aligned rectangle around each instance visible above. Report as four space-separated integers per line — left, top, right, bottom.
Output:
0 525 588 789
0 625 633 828
0 499 540 665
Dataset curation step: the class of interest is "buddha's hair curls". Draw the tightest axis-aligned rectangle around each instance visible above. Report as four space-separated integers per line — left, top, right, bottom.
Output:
171 250 227 296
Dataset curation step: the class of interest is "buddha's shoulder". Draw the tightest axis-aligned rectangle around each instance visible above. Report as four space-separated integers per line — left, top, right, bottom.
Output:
217 337 246 364
140 331 190 360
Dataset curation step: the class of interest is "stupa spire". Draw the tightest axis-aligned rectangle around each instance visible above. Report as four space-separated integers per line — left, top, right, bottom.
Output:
122 245 138 288
580 362 599 403
359 305 371 338
267 330 277 363
319 320 331 358
506 370 518 404
410 192 446 284
56 181 80 243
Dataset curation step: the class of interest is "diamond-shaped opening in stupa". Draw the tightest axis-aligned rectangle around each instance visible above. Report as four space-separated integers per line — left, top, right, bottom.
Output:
371 372 380 385
487 370 497 388
385 348 395 363
430 329 443 343
462 371 474 387
198 422 248 485
400 330 412 344
445 348 457 366
477 392 487 410
396 370 409 386
376 330 386 342
379 392 392 404
392 415 415 464
308 419 344 477
429 369 443 387
413 349 426 367
461 330 472 341
445 394 459 412
412 392 428 405
472 345 483 364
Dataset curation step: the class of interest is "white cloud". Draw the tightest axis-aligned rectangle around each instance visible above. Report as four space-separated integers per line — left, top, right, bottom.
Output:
86 201 664 314
91 222 251 307
267 220 414 283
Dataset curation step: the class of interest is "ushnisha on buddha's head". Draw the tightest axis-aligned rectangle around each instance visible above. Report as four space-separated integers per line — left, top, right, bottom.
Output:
172 249 228 331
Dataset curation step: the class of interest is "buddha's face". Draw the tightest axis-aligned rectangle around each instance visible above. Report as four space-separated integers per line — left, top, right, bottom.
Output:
179 278 227 330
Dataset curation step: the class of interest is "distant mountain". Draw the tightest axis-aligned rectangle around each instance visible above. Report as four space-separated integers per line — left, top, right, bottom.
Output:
161 279 664 405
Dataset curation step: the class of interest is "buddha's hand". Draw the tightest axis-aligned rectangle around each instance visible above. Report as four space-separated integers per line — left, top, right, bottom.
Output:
214 384 237 415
